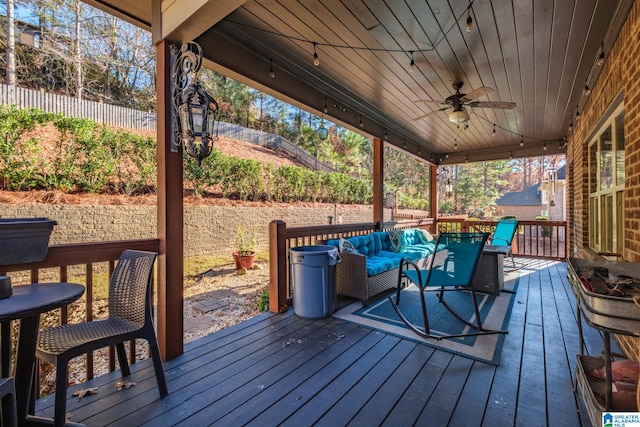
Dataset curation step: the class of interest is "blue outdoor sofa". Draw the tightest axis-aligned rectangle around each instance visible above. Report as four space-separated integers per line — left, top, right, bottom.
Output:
326 228 438 306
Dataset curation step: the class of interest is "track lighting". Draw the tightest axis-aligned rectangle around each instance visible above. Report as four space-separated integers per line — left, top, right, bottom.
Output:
576 109 581 121
584 84 591 96
313 43 320 66
323 100 328 114
492 124 496 136
359 114 364 128
269 60 275 79
520 137 524 147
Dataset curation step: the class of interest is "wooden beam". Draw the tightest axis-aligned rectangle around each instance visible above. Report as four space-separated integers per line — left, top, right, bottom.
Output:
269 220 288 313
373 137 384 229
156 0 246 44
155 40 184 360
429 164 438 224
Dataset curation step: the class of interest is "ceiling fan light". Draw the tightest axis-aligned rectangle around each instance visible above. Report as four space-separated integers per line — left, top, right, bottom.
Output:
448 108 469 123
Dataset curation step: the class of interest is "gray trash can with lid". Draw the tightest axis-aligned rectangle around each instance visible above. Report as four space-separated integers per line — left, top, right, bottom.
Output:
290 245 340 318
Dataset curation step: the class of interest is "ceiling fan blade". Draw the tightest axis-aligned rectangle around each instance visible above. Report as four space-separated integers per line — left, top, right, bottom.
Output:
414 107 448 120
461 86 494 102
415 99 447 105
468 101 516 109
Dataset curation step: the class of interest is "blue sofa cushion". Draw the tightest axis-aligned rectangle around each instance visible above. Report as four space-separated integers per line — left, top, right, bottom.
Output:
327 229 438 277
366 253 401 276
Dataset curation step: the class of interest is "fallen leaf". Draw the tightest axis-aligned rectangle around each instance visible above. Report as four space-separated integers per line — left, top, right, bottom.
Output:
115 381 136 390
71 387 98 399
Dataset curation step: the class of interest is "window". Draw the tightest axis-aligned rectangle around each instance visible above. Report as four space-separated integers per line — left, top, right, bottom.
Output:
588 105 625 254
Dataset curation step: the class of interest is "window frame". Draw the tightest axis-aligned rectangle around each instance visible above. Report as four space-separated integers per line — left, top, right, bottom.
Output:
587 104 625 254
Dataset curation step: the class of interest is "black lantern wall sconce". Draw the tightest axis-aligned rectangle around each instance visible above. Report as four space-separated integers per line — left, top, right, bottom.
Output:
172 42 219 165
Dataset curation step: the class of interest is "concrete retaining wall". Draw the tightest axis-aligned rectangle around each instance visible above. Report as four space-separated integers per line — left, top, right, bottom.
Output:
0 203 376 257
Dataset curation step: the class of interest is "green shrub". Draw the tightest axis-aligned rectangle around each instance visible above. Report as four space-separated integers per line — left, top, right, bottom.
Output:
1 107 373 205
257 290 269 312
536 215 552 237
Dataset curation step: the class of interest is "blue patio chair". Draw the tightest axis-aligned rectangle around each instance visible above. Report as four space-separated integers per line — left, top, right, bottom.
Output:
36 250 168 427
490 219 519 268
389 232 508 340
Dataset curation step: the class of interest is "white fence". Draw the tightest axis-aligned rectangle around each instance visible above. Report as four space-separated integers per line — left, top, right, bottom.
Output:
0 83 335 172
216 123 335 172
0 83 157 130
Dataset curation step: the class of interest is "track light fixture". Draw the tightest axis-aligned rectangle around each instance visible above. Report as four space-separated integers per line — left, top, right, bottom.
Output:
359 114 364 128
492 124 496 136
269 59 275 78
465 3 473 32
520 137 524 147
584 84 591 96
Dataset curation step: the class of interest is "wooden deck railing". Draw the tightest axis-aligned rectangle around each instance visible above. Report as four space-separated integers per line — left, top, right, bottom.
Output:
435 218 567 259
269 217 566 313
0 238 160 394
268 218 436 313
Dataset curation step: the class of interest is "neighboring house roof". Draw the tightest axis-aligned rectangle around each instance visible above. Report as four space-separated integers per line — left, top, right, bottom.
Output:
496 183 541 206
556 164 566 180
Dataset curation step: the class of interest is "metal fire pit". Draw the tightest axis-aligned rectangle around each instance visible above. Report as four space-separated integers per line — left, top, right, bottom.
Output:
568 257 640 333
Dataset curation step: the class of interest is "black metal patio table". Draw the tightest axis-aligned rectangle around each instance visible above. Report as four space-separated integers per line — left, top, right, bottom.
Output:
0 283 84 427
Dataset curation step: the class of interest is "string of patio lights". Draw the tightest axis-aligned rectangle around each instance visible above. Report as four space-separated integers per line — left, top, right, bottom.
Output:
229 0 607 161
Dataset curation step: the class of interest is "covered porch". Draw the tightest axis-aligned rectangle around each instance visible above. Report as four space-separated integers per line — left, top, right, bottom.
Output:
31 258 611 426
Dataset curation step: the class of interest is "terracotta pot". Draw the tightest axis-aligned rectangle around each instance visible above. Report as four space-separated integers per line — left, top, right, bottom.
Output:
233 251 256 270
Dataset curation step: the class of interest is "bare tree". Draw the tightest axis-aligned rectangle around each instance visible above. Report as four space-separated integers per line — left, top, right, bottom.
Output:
6 0 15 103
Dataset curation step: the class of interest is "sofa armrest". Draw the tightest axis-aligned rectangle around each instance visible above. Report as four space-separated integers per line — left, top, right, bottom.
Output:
335 252 368 301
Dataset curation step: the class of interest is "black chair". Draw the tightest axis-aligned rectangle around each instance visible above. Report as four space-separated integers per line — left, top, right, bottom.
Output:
389 232 509 340
36 250 168 427
0 377 17 427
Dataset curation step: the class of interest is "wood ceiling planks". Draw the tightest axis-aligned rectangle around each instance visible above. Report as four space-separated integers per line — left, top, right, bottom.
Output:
87 0 635 163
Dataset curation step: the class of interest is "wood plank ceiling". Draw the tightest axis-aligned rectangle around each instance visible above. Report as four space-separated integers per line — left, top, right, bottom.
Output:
86 0 634 164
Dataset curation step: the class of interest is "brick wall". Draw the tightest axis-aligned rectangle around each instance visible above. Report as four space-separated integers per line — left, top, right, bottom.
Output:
568 1 640 261
567 1 640 356
0 203 376 257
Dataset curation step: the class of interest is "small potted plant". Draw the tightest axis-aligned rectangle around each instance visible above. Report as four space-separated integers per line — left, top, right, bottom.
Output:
233 223 256 271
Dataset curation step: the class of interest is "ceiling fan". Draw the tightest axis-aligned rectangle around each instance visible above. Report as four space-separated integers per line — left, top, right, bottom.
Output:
414 82 516 123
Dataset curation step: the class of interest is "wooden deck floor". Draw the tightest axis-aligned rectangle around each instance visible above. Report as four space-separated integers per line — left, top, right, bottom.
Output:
35 258 615 426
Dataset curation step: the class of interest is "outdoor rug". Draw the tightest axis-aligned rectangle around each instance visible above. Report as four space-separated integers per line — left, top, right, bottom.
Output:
333 270 519 365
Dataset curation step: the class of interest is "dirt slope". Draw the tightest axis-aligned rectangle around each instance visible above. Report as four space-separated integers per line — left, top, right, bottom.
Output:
0 135 308 206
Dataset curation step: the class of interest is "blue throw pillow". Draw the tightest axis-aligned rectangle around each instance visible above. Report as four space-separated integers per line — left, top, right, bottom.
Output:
339 238 358 254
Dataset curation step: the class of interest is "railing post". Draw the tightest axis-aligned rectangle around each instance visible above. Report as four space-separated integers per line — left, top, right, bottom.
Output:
269 220 289 313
